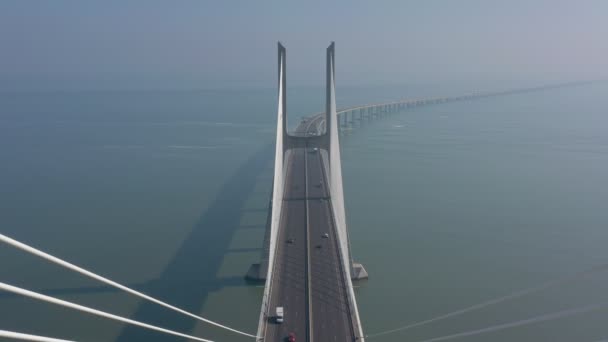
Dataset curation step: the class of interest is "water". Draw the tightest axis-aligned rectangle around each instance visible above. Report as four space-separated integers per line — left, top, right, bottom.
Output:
1 83 607 341
343 83 608 341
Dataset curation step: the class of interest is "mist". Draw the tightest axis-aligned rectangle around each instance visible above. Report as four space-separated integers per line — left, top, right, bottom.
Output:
1 0 606 91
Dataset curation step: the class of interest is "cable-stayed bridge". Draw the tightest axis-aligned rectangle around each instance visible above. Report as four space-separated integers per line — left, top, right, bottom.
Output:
245 43 601 342
247 42 366 342
0 41 605 342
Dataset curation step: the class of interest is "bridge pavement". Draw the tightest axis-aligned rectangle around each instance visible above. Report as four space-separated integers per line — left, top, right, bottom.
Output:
264 118 355 342
307 145 354 341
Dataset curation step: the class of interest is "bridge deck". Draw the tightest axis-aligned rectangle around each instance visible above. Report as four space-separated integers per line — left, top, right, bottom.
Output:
264 120 355 342
308 148 354 341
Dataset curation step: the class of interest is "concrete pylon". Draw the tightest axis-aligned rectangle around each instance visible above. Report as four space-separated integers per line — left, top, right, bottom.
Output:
278 43 290 152
247 42 367 281
325 42 368 281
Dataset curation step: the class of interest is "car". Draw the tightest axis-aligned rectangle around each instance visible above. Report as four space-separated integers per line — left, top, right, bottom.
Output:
287 238 294 244
287 332 296 342
322 233 329 238
275 307 284 323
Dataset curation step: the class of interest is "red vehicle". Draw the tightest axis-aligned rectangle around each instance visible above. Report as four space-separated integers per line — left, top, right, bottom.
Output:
287 332 296 342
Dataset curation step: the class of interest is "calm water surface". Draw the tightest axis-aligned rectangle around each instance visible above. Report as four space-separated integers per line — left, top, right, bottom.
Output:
1 83 607 341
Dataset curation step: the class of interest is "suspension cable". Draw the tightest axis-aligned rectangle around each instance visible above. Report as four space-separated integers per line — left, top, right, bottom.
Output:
0 281 215 342
0 233 259 339
0 330 76 342
411 302 608 342
366 262 608 338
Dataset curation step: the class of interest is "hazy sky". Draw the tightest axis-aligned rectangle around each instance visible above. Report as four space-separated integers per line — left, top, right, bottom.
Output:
1 0 606 90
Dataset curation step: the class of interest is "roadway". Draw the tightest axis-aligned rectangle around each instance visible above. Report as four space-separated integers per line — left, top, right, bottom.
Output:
264 117 355 341
307 144 354 341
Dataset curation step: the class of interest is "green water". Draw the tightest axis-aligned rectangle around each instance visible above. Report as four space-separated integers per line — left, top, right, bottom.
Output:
344 84 608 341
1 83 607 341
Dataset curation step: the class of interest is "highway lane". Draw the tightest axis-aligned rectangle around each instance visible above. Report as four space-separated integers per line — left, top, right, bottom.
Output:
307 148 355 342
264 116 356 341
265 148 308 342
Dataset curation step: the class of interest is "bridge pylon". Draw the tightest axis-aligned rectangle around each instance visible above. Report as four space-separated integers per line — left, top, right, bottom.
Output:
246 42 367 281
249 41 366 342
324 42 368 281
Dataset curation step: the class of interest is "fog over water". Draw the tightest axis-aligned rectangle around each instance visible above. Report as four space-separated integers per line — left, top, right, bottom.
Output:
1 1 607 91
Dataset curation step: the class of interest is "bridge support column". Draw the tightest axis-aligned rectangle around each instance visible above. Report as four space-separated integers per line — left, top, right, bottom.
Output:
351 263 369 280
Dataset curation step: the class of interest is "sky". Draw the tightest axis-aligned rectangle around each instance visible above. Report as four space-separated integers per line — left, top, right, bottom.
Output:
0 0 607 91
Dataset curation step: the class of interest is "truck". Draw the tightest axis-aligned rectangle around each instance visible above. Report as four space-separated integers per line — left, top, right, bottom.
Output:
276 306 284 323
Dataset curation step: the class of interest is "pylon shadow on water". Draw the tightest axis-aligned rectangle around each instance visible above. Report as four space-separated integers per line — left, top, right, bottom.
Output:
116 143 273 342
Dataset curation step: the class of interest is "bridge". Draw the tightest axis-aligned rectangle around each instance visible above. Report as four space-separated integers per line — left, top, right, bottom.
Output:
0 43 605 342
246 42 366 342
244 44 604 342
244 42 580 342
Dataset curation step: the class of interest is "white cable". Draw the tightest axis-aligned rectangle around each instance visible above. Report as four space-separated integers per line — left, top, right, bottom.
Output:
0 233 258 339
0 330 76 342
0 282 214 342
366 262 608 338
412 302 608 342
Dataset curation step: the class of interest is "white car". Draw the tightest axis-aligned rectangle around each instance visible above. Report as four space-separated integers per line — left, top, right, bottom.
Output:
276 307 284 323
322 233 329 238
